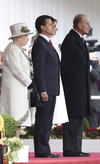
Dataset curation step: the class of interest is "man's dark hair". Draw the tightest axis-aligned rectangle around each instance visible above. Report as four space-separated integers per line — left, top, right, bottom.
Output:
51 18 57 23
35 15 55 33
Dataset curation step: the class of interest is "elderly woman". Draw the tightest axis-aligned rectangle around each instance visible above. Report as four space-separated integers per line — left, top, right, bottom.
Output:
0 22 32 137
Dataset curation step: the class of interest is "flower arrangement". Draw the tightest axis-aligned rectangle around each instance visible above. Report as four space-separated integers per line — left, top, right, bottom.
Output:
0 137 24 163
20 126 34 139
20 119 97 139
51 124 63 139
86 127 100 139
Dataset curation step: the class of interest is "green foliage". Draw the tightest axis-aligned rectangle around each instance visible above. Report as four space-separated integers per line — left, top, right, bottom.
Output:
1 114 17 137
83 117 89 132
3 137 23 162
3 137 23 152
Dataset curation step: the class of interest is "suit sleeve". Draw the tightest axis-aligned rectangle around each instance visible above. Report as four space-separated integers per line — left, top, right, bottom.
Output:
32 43 47 93
4 46 32 86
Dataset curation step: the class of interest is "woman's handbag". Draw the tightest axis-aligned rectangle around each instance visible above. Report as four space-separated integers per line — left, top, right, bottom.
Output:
29 80 42 107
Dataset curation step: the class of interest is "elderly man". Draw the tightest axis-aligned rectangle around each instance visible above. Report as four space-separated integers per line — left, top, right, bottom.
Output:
61 14 91 157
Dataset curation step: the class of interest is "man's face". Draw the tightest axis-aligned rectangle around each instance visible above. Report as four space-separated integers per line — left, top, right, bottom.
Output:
41 19 57 37
53 21 58 33
78 16 91 35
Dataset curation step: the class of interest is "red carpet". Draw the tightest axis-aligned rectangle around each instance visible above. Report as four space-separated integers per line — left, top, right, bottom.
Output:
16 152 100 164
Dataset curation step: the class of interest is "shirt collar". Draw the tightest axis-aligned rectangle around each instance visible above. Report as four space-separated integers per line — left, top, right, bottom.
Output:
39 34 50 42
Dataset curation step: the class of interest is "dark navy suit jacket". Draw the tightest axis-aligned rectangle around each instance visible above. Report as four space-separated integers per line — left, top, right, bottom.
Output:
32 36 60 96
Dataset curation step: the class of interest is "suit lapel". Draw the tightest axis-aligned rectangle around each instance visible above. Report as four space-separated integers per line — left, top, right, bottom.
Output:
38 36 60 62
70 29 87 53
77 38 87 53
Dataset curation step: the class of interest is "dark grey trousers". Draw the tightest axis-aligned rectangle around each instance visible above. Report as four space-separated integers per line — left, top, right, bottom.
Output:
63 117 83 153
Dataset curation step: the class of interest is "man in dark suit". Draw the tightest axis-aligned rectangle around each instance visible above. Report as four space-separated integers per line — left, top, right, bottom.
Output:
61 14 91 157
32 15 60 158
88 56 100 127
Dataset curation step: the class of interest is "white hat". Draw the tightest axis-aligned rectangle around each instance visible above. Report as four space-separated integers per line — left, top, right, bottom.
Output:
9 22 33 39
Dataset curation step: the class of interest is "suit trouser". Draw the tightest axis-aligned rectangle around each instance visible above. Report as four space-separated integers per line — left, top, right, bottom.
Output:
34 95 56 156
63 117 83 153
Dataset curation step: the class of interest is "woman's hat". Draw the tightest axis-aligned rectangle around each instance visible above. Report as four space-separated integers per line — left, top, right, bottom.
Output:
9 22 33 39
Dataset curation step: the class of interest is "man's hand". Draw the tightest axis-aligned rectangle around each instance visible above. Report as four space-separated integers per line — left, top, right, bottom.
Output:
41 92 48 102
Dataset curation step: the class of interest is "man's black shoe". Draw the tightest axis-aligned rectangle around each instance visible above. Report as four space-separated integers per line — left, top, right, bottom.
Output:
63 151 90 157
35 153 60 158
47 153 60 158
80 152 90 157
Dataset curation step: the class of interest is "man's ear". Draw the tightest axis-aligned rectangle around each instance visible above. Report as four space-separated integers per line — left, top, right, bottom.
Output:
41 25 45 32
78 22 82 29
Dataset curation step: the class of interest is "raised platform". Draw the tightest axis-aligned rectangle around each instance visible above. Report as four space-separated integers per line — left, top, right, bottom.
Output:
16 152 100 164
22 139 100 153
